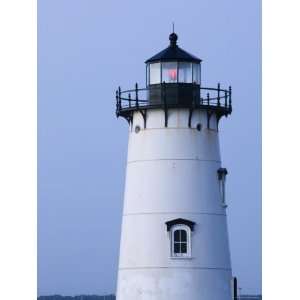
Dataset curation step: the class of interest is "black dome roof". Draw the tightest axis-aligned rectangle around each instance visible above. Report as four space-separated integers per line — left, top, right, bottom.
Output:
145 33 202 64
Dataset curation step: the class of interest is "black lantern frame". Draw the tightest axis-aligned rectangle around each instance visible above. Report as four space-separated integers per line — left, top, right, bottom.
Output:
115 32 232 129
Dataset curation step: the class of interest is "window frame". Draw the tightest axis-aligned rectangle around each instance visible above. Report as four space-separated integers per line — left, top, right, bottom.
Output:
218 168 228 208
170 224 192 258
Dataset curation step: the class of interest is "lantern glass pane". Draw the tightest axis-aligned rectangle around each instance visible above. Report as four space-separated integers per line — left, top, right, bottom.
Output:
192 63 200 84
178 62 192 83
146 64 149 85
162 62 177 83
149 63 161 84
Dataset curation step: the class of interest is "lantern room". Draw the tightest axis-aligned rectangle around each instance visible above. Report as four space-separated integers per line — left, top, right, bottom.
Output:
145 33 202 86
115 32 232 127
145 32 202 105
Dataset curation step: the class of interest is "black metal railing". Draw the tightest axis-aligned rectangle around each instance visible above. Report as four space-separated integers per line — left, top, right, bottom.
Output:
116 82 232 117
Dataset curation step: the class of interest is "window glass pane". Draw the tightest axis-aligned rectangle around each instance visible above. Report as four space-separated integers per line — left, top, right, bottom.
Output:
162 62 177 83
193 63 200 84
146 64 149 85
178 62 192 83
181 242 187 253
180 230 187 242
150 63 161 84
172 228 190 256
174 243 180 253
174 230 180 242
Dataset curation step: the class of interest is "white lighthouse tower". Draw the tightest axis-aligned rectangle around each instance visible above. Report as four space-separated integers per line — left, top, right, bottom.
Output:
115 32 233 300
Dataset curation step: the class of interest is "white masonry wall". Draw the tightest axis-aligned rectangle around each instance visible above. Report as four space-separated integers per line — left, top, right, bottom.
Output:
116 108 232 300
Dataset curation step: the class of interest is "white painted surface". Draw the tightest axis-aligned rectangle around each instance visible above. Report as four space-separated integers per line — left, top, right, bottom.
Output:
118 269 232 300
117 108 232 300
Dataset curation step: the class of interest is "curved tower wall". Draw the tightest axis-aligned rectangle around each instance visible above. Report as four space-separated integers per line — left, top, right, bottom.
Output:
116 108 232 300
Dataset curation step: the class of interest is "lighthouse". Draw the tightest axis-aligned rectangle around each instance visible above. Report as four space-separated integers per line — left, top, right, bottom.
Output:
115 32 233 300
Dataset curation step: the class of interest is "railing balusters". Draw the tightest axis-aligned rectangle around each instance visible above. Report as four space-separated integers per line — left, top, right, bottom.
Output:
229 86 232 110
192 82 196 107
115 89 118 105
199 84 201 102
135 83 139 108
217 83 220 106
115 90 119 114
115 85 232 116
118 86 122 109
128 93 131 108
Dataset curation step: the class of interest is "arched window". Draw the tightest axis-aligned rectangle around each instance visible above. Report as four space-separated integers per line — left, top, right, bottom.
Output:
172 225 190 257
165 219 195 258
218 168 228 208
174 229 187 253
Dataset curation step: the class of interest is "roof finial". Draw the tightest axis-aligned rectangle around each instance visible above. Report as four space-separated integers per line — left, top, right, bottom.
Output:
169 24 178 47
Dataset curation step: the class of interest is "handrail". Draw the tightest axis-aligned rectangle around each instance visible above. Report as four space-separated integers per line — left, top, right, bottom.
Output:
116 83 232 115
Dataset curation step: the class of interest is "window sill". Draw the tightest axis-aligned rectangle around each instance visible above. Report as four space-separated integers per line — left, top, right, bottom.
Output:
169 256 193 260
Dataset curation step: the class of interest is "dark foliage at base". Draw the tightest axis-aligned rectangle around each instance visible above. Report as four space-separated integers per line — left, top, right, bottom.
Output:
38 295 262 300
38 296 115 300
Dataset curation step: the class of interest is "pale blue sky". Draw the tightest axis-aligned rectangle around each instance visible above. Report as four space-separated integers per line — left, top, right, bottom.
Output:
38 0 261 296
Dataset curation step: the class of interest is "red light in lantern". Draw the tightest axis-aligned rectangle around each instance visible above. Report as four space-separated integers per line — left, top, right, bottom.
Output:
168 69 177 81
